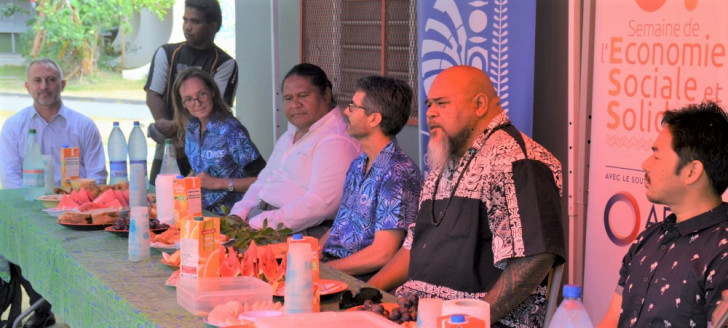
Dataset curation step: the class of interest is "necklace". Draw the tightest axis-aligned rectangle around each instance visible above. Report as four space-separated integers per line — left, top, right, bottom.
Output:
430 123 510 226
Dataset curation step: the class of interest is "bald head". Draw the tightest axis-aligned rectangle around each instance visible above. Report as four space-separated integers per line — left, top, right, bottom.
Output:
431 65 498 101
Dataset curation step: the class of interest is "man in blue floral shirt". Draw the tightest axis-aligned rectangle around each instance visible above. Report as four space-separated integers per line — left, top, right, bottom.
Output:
320 76 423 280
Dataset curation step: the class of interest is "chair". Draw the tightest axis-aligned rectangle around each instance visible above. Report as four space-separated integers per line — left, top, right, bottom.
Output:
11 298 46 328
543 263 565 328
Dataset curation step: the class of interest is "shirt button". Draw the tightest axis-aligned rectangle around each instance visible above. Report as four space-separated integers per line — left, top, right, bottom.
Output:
661 245 666 250
633 310 638 316
643 277 648 282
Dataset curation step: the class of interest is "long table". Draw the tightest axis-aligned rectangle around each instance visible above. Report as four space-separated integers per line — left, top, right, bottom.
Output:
0 190 394 327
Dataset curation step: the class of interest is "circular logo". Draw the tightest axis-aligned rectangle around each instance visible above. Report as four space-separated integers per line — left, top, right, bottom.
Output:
603 192 641 246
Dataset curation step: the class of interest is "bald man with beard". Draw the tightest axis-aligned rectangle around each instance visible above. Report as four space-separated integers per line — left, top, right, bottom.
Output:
368 66 565 327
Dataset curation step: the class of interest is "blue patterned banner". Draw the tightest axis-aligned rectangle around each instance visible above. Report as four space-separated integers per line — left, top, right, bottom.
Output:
417 0 536 168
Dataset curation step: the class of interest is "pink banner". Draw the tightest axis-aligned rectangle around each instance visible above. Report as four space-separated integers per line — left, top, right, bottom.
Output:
584 0 728 321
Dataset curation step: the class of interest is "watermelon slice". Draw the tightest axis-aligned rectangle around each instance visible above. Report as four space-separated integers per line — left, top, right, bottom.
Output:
112 189 129 208
219 247 242 277
259 245 279 282
77 188 93 203
57 195 80 210
69 190 89 205
241 241 259 277
77 202 107 212
92 189 116 204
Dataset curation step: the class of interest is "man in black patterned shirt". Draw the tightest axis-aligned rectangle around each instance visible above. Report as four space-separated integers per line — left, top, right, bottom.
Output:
368 65 565 327
598 102 728 328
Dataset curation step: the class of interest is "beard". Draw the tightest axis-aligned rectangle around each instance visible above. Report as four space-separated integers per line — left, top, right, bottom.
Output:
427 132 450 172
426 125 474 172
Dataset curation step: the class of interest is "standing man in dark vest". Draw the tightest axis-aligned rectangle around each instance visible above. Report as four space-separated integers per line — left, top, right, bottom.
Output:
144 0 238 184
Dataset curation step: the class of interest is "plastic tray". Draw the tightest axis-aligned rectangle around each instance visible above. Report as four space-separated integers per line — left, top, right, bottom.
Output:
176 276 272 316
254 311 400 328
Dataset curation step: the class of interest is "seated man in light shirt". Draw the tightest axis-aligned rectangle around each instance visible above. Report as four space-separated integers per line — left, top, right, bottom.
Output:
229 63 360 237
319 76 423 281
0 58 107 187
0 58 107 328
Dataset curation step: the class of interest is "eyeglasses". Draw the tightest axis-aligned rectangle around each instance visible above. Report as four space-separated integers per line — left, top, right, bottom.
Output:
347 103 369 112
182 92 210 107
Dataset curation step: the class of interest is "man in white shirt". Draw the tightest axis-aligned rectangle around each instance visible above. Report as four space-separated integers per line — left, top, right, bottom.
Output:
230 63 360 237
0 58 107 328
0 59 107 188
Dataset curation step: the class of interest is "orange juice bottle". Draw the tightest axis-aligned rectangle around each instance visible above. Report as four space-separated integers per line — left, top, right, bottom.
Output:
179 216 220 279
173 176 203 225
60 146 80 189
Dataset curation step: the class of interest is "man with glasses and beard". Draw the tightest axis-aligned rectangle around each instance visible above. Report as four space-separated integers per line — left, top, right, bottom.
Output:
368 66 565 327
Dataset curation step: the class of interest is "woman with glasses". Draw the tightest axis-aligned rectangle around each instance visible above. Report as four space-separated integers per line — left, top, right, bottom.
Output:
172 67 266 214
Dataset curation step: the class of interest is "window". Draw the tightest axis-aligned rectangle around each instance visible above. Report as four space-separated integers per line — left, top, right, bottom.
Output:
301 0 418 123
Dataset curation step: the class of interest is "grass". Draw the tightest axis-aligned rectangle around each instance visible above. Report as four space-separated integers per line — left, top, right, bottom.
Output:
0 64 146 101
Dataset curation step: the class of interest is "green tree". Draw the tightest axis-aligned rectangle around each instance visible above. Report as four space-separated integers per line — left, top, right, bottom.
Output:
28 0 173 79
0 0 29 18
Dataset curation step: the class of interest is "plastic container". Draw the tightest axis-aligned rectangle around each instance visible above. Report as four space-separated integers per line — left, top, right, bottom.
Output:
161 139 180 175
548 285 593 328
155 173 176 226
108 121 128 184
176 276 273 316
284 242 314 314
255 311 400 328
128 121 148 187
42 154 54 194
128 206 150 261
22 129 44 200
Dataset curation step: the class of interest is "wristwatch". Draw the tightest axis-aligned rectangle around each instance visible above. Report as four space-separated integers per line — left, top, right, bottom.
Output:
227 178 234 192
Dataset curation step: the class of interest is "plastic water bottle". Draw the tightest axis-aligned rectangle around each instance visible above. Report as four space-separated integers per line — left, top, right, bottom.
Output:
22 129 44 200
548 285 593 328
128 121 148 184
160 139 180 175
108 122 128 184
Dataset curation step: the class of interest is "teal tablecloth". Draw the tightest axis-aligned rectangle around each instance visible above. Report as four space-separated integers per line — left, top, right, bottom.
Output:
0 190 203 327
0 189 395 327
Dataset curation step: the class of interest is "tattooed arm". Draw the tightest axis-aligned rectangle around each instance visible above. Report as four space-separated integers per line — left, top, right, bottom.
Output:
482 252 556 324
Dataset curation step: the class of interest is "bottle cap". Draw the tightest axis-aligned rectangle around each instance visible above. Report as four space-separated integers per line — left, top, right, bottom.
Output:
194 216 204 221
450 314 465 323
62 144 68 148
113 121 119 126
292 233 303 240
164 139 172 145
563 284 582 298
133 121 140 125
176 175 184 179
29 129 36 133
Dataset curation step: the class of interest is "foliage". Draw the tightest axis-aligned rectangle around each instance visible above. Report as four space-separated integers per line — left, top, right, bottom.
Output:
26 0 174 79
0 0 28 18
220 216 292 251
